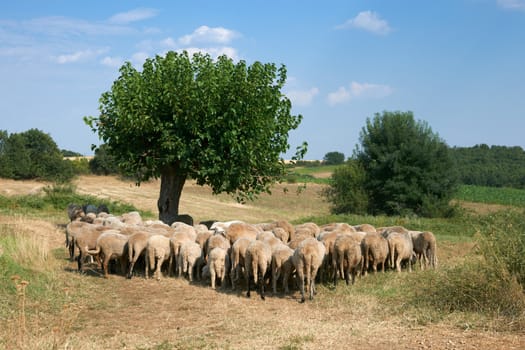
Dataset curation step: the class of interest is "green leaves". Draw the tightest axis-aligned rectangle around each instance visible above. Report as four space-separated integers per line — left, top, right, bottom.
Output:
84 50 304 203
353 111 457 217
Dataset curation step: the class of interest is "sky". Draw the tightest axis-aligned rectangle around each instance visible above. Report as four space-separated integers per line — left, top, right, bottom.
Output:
1 0 524 160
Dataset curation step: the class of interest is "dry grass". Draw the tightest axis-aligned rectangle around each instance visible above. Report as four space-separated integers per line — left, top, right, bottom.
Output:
0 176 524 349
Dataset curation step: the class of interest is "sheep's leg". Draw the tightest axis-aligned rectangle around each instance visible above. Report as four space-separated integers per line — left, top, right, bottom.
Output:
211 265 216 289
271 263 278 294
297 272 305 303
188 261 194 282
259 269 266 300
103 256 110 279
246 271 252 298
77 250 83 272
282 265 291 294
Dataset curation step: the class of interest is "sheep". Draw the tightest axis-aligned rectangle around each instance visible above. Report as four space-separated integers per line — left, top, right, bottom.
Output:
146 235 173 280
82 204 98 216
245 240 272 300
353 223 376 234
67 203 85 222
223 222 259 245
379 225 409 238
317 230 340 282
121 211 143 226
207 247 230 289
171 221 197 240
294 222 321 239
195 230 213 250
332 234 362 286
361 232 389 276
71 223 112 271
272 227 289 243
210 220 244 234
204 233 231 263
320 222 356 234
170 231 196 275
87 230 129 278
410 231 438 269
96 204 110 215
177 241 202 281
230 237 254 290
292 237 326 303
125 229 158 279
257 220 294 242
271 244 295 294
387 232 416 272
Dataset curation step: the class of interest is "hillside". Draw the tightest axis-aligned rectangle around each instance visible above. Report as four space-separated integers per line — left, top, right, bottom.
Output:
0 176 524 349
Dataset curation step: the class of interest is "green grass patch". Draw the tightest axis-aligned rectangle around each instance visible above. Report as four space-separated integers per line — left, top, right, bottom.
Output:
456 184 525 207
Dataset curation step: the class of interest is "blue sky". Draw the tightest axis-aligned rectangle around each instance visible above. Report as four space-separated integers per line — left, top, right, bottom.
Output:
1 0 524 160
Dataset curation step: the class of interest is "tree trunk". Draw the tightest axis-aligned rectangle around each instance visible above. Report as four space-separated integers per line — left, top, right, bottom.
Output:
157 164 186 225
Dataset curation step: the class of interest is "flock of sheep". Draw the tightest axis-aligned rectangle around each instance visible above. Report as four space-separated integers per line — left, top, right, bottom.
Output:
65 204 438 303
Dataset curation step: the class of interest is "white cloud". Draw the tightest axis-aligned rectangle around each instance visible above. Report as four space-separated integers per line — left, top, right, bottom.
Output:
131 51 150 66
181 46 239 60
100 56 123 67
327 82 392 106
286 88 320 106
108 8 158 24
54 48 108 64
497 0 525 10
337 11 391 35
179 25 239 45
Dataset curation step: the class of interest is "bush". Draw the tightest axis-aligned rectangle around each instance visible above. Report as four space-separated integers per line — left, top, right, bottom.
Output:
411 210 525 328
322 161 368 215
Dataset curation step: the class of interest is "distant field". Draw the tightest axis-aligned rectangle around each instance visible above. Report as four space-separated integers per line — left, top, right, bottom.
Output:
456 184 525 207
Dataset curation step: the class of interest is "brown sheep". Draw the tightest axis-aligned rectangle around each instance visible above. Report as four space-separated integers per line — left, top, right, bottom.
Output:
410 231 438 269
332 234 362 286
87 230 129 278
230 237 254 290
224 222 259 245
271 244 295 294
292 237 326 303
387 232 416 272
361 232 389 275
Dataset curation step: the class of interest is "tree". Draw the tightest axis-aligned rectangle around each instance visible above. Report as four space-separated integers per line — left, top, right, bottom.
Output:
85 51 306 225
323 151 345 165
322 160 368 214
89 143 119 175
0 129 75 182
355 111 457 217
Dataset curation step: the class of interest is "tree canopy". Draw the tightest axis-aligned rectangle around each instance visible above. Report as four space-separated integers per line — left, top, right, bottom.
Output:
355 111 457 217
85 51 305 224
323 151 345 165
0 129 75 182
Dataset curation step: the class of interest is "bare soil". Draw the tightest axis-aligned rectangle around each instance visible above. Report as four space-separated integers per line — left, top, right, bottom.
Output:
1 176 524 349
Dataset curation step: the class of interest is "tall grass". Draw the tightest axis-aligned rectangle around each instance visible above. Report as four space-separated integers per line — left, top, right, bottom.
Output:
411 209 525 329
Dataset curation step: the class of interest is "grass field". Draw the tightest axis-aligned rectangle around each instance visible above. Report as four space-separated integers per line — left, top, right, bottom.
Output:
0 175 524 349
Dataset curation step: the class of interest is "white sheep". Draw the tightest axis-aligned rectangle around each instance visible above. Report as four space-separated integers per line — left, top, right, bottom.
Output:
177 241 202 281
146 235 173 280
207 247 230 289
292 237 326 303
245 240 272 300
